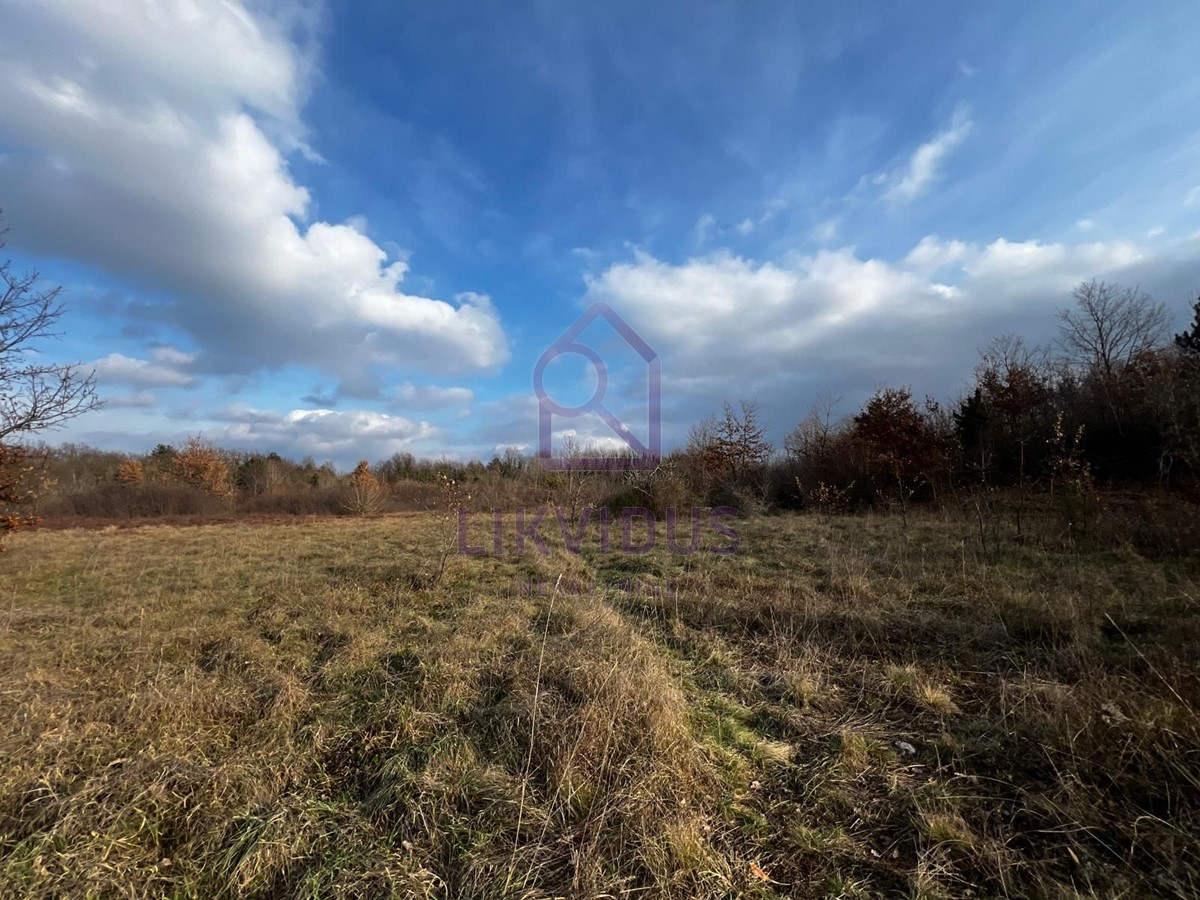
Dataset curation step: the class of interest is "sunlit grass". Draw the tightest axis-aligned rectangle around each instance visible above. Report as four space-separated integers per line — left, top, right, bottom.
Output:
1 509 1198 897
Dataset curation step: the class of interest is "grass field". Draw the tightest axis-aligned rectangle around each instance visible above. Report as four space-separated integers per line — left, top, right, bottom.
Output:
1 511 1198 898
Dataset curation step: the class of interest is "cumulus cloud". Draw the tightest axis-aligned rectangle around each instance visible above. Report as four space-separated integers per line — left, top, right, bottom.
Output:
883 105 973 204
149 346 197 367
213 405 436 459
387 382 474 411
0 0 509 389
963 237 1143 283
90 350 196 387
583 232 1166 423
586 248 952 378
902 235 972 272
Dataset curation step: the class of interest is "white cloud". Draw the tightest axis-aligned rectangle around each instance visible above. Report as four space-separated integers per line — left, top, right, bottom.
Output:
1185 186 1200 208
585 248 947 375
387 382 474 410
551 429 630 454
1146 226 1165 239
695 212 717 244
90 351 196 387
214 406 436 459
0 0 509 389
1076 218 1097 231
964 237 1143 282
150 346 196 367
902 235 972 272
883 105 973 204
583 233 1158 411
736 218 755 235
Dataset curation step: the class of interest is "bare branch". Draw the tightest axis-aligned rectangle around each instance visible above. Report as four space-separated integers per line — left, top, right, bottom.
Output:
0 214 101 440
1057 280 1169 379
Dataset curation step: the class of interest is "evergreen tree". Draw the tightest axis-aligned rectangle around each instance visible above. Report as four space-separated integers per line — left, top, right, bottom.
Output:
1175 295 1200 356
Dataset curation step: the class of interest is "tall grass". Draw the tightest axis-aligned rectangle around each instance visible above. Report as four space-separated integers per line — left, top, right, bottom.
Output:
1 509 1197 897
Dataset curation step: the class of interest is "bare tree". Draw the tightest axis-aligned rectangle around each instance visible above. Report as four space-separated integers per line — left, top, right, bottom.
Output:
1057 280 1169 380
976 334 1053 485
714 399 771 480
784 392 841 466
556 434 594 524
1 217 99 440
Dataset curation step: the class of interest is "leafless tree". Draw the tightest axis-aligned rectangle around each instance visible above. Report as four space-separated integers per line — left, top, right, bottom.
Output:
1 217 99 440
784 392 841 466
715 399 771 479
556 434 594 524
1057 280 1169 380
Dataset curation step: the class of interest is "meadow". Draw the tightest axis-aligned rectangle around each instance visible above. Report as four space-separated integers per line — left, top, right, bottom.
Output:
1 509 1198 898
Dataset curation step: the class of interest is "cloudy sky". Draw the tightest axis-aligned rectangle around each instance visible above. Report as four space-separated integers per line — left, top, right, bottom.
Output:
2 0 1199 466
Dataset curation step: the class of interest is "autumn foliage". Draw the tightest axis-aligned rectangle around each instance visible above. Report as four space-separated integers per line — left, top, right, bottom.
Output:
0 444 40 548
114 458 144 485
341 460 388 516
171 437 233 500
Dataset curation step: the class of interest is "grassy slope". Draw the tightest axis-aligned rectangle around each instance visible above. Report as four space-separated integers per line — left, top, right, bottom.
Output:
1 511 1198 898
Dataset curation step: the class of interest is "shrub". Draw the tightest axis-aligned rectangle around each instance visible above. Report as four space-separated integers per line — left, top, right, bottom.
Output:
238 487 347 516
341 461 387 516
172 437 233 499
114 458 144 485
42 483 226 518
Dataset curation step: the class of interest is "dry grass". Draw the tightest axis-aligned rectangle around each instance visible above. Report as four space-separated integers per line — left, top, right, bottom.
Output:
1 508 1198 898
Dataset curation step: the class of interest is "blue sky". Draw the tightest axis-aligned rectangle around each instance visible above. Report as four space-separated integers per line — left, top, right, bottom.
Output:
1 0 1198 466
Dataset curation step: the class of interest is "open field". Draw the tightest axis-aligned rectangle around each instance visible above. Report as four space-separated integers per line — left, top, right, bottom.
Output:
2 512 1199 898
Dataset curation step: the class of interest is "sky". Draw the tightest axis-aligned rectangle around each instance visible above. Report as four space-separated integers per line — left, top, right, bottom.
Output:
1 0 1199 468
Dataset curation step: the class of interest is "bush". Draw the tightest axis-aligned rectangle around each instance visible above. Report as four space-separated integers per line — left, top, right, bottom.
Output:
237 488 347 516
341 461 388 516
44 483 226 518
1095 490 1200 557
114 458 144 485
171 437 232 499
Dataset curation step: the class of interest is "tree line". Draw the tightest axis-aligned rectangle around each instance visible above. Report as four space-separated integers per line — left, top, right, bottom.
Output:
2 199 1198 540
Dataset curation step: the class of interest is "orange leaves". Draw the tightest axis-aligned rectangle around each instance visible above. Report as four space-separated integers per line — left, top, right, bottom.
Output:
171 438 233 499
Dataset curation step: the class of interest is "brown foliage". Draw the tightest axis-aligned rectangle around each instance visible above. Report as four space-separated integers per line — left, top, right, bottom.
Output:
341 460 387 516
171 437 232 499
114 458 144 485
0 443 41 548
852 387 941 494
